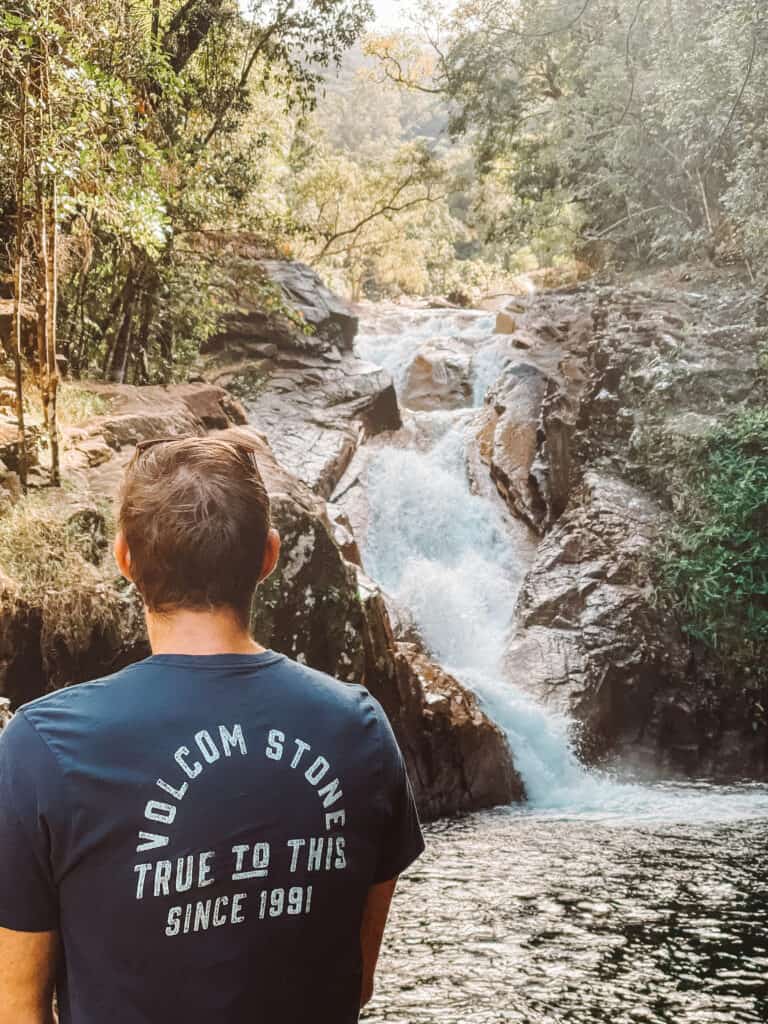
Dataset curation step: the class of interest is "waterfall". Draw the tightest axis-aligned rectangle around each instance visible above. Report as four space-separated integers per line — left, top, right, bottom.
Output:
353 307 768 821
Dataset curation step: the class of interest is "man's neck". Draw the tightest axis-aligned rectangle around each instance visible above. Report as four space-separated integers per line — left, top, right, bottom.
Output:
146 607 264 656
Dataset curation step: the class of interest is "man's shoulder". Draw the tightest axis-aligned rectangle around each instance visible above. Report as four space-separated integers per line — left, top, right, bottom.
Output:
15 661 149 730
278 656 382 723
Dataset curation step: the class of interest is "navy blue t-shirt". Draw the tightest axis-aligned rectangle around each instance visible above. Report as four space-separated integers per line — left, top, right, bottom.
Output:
0 652 424 1023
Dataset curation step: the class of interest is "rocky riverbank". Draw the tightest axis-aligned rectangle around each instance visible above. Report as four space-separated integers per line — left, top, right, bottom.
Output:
1 248 765 809
480 266 768 778
0 247 522 819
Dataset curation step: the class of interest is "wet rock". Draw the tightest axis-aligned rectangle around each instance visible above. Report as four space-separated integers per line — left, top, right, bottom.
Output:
476 363 576 533
495 311 518 334
204 258 400 498
326 504 362 566
400 339 471 411
505 472 693 771
358 573 524 818
227 428 368 682
222 354 400 498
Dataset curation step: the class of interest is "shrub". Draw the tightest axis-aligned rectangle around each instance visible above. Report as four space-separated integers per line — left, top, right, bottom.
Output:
0 493 141 676
658 409 768 675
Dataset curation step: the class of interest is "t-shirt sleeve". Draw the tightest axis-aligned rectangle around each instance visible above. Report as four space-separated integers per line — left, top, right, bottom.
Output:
0 712 59 931
372 708 425 884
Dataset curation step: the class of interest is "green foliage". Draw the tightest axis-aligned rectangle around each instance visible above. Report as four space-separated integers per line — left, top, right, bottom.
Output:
659 410 768 673
406 0 768 275
1 0 373 384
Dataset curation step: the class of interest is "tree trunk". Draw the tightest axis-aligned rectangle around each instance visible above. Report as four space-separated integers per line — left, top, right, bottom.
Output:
12 79 29 492
134 284 155 384
106 276 138 383
46 185 60 486
36 180 50 432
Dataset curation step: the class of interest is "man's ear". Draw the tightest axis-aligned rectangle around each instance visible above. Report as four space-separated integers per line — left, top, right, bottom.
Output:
258 528 281 583
114 530 133 582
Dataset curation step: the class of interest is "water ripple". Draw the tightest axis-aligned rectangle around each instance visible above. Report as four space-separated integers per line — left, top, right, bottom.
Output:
365 808 768 1024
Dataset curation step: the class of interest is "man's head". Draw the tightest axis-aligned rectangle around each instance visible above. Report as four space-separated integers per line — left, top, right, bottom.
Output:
115 433 280 626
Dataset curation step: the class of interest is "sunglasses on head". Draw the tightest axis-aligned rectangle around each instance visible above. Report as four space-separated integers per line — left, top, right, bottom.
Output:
133 436 261 472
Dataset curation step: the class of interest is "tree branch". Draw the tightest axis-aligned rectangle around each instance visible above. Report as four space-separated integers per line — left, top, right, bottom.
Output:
311 185 449 262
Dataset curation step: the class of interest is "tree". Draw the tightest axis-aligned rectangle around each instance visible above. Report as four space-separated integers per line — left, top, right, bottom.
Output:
1 0 375 424
439 0 768 268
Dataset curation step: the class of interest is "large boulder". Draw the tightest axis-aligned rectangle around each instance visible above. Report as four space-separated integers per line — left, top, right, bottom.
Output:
400 339 471 411
211 352 400 498
259 260 358 351
202 250 401 498
0 531 147 710
504 471 706 774
74 382 248 451
475 362 576 533
206 248 358 357
358 574 524 818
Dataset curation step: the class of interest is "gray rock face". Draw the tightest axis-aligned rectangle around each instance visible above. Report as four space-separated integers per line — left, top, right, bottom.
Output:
505 472 690 766
209 351 400 499
259 260 359 351
486 270 768 778
207 253 358 356
204 253 400 498
400 338 471 411
474 358 579 534
227 353 401 498
358 573 524 817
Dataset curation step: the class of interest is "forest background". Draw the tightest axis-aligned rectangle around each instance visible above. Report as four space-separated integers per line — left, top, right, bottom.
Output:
1 0 768 677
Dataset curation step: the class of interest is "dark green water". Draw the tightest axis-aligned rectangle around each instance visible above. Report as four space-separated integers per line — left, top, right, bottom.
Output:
365 800 768 1024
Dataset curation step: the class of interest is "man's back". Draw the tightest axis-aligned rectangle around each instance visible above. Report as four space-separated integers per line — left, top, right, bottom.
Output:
0 651 423 1024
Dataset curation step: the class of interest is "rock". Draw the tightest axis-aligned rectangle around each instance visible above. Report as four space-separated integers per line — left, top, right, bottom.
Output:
357 573 524 818
326 504 362 566
0 458 21 508
476 363 576 533
260 260 358 351
72 382 247 452
170 383 248 430
65 506 110 565
504 472 693 771
0 554 148 711
495 311 518 334
0 416 41 472
400 340 471 411
0 299 35 363
202 254 400 498
68 437 114 469
224 354 400 498
207 251 358 357
0 376 16 414
223 428 368 682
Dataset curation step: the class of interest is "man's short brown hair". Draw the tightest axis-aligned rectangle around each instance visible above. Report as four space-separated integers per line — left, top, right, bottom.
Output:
118 434 271 623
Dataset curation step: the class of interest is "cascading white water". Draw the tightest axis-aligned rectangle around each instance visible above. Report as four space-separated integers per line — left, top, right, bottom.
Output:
354 307 768 821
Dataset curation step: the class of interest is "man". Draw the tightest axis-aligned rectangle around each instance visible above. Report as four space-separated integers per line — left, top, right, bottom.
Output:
0 433 424 1024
